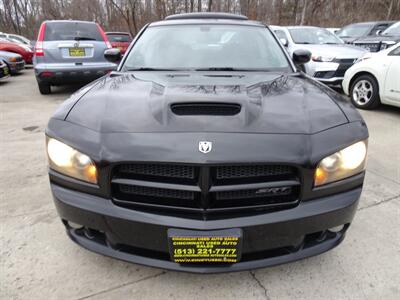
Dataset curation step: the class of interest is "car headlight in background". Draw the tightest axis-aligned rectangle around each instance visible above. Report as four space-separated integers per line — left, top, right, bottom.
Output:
9 57 17 62
314 140 367 186
311 55 335 62
46 137 97 184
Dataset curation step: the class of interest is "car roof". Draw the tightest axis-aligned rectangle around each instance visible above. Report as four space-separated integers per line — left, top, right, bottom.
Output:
44 20 97 24
344 21 396 26
285 26 324 29
106 32 131 35
150 12 263 27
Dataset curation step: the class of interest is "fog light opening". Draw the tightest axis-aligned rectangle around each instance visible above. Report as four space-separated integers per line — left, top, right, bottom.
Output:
67 221 84 229
84 227 96 239
328 225 345 233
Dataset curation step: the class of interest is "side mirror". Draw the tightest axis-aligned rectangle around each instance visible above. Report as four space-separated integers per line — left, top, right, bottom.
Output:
104 48 121 63
293 49 311 65
279 38 289 47
376 30 382 36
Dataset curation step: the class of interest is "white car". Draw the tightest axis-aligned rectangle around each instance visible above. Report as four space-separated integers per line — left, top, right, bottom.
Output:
342 43 400 109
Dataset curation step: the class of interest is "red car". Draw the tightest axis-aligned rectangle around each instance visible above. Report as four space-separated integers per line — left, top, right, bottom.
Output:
0 39 34 64
105 32 132 55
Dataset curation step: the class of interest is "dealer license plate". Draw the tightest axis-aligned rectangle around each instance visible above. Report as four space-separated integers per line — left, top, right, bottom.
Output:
168 228 242 263
69 47 85 57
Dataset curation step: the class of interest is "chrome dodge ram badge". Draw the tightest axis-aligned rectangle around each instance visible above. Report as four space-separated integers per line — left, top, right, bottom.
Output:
199 141 212 153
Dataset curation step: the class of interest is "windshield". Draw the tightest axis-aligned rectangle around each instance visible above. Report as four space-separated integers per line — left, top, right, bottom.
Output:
289 27 343 44
337 24 371 38
382 22 400 36
44 22 103 41
122 25 291 71
107 33 131 42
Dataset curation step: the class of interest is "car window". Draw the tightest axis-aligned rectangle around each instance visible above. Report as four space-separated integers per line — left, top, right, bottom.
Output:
383 22 400 36
373 23 391 35
107 34 131 42
337 24 371 38
123 24 292 71
9 35 25 44
389 46 400 56
289 27 343 44
44 22 103 41
274 30 288 41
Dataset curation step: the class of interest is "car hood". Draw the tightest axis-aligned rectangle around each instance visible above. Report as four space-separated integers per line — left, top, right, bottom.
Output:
353 35 400 43
63 72 350 134
294 44 366 58
0 50 22 59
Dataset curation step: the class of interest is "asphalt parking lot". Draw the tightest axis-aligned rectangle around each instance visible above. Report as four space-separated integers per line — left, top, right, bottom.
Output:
1 69 399 300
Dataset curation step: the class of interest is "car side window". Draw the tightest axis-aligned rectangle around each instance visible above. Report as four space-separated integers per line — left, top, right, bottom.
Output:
372 24 390 35
274 30 288 41
388 46 400 56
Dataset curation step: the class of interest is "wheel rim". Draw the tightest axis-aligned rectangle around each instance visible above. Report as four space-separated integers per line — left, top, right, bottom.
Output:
352 80 373 106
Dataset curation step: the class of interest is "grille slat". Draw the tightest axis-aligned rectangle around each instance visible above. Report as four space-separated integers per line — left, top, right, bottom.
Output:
119 184 195 200
216 165 293 179
112 163 300 219
119 163 195 179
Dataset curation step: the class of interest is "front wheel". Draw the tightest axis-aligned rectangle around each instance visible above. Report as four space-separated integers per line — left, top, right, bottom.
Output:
38 81 51 94
350 75 380 110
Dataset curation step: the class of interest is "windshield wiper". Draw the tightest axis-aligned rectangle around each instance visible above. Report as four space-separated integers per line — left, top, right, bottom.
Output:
322 42 341 44
195 67 263 71
126 67 185 71
74 37 96 41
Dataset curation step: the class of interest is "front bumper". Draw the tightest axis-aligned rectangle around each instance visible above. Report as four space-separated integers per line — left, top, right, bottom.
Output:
52 183 361 273
307 60 356 85
8 60 25 74
34 62 117 84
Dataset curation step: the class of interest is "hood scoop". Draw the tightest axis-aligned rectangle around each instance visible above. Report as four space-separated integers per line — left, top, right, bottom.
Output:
170 102 241 116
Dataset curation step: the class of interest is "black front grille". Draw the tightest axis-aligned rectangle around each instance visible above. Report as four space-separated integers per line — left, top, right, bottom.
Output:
118 163 195 180
314 58 357 79
119 184 195 200
215 186 293 200
112 163 300 219
171 102 241 116
354 42 381 52
216 165 293 180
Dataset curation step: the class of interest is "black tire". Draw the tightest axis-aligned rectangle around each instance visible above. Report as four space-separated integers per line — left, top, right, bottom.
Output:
38 81 51 94
349 74 380 110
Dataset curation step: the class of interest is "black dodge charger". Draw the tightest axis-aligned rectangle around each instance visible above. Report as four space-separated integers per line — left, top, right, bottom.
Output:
46 13 369 273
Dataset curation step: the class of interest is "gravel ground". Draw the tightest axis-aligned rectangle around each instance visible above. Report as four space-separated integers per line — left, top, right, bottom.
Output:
1 69 399 300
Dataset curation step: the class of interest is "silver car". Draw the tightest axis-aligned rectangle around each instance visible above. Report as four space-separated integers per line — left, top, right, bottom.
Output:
33 20 117 94
271 26 366 85
0 50 25 74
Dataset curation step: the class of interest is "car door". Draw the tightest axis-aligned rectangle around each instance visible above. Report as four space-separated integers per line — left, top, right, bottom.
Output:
383 46 400 103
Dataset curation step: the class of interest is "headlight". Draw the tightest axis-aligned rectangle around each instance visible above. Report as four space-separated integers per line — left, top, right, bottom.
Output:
312 55 335 62
314 140 367 186
9 57 17 62
46 137 97 184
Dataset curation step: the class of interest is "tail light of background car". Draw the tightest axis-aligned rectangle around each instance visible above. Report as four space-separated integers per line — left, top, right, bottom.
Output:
35 22 46 56
97 23 112 49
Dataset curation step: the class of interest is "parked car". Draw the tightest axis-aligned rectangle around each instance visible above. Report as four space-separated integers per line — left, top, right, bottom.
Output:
33 20 118 94
46 13 369 273
0 59 10 80
0 50 25 74
342 43 400 109
106 32 132 55
352 21 400 52
337 21 396 44
271 25 366 84
0 32 33 48
326 27 340 35
0 38 33 64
